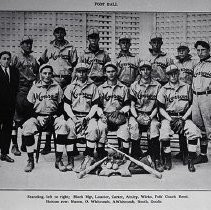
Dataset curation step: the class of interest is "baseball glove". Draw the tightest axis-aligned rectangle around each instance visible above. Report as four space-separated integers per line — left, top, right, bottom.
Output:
106 110 127 126
41 115 55 131
136 113 151 126
170 118 185 134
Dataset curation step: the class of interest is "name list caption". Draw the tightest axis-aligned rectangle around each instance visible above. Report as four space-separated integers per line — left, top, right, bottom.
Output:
26 193 189 205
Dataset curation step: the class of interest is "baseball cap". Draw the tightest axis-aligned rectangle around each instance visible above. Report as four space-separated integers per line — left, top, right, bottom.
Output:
119 34 131 42
150 33 162 41
39 64 53 73
88 28 99 37
75 63 89 71
177 42 189 50
20 35 33 44
194 39 210 49
166 64 179 74
139 60 151 69
104 62 118 71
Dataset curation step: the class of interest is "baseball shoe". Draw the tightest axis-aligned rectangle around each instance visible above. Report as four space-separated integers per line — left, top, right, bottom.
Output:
154 159 164 172
66 156 74 171
188 159 196 172
163 153 172 170
11 144 21 156
24 158 34 172
193 154 208 165
55 160 66 172
1 155 14 163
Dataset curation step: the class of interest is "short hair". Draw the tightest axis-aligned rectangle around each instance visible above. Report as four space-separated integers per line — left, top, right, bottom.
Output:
0 51 11 59
194 41 210 50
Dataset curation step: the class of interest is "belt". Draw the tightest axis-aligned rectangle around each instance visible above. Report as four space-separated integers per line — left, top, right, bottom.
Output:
167 111 185 117
193 90 211 95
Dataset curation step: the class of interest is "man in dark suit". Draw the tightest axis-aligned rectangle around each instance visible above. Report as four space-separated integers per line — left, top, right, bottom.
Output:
0 51 19 162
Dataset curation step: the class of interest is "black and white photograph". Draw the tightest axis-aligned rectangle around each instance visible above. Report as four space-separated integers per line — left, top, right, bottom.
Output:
0 0 211 209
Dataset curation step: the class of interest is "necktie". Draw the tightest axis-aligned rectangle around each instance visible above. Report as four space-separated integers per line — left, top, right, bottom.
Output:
4 68 9 82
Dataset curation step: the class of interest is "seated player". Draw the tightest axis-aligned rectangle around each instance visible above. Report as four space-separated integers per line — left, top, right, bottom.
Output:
22 64 68 172
129 61 163 172
97 62 130 155
157 64 202 172
64 63 99 171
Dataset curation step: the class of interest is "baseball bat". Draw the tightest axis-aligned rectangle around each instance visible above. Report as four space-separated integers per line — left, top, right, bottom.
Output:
78 156 107 179
107 144 162 179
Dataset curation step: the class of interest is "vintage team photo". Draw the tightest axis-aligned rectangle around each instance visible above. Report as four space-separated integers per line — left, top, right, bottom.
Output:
0 11 211 190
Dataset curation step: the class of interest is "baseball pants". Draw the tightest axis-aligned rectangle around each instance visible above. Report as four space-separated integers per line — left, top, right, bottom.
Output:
129 116 160 140
192 94 211 141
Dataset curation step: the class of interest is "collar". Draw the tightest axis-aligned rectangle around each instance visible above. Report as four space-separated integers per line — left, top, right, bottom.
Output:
149 49 167 57
84 47 104 55
138 78 158 86
35 80 57 88
72 78 94 87
175 54 192 63
50 39 70 49
164 81 186 90
20 49 33 56
117 51 134 58
102 80 124 88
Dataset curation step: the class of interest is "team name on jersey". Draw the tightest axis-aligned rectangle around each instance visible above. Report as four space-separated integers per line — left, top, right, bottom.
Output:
49 53 63 61
181 68 193 75
137 92 156 100
35 93 57 101
85 58 104 65
153 62 168 69
72 89 92 100
104 92 124 103
193 71 211 78
167 95 188 102
119 62 136 68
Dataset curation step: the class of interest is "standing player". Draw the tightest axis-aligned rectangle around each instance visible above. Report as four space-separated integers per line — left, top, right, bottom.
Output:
38 26 78 155
115 34 139 87
64 63 99 171
78 28 111 86
173 42 197 160
98 62 130 155
157 64 201 172
21 64 67 172
147 33 174 86
39 26 78 88
174 42 197 85
129 61 163 172
11 35 39 155
192 40 211 164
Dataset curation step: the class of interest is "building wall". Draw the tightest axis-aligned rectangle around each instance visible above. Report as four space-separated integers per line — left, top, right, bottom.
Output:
0 11 210 60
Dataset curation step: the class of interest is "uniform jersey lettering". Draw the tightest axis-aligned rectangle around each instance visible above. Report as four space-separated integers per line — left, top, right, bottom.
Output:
194 71 211 78
167 95 188 102
72 89 92 100
104 92 124 103
35 92 57 101
181 68 193 75
137 93 156 100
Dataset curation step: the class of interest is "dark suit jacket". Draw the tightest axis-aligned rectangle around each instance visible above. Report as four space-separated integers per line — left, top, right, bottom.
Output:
0 65 19 120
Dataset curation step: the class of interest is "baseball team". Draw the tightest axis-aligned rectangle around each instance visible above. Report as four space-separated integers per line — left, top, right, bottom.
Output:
0 26 210 175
